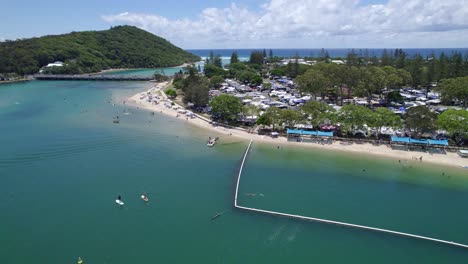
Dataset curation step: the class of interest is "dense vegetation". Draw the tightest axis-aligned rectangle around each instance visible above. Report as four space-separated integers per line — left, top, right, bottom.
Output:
0 25 200 74
171 48 466 144
203 51 264 85
174 66 210 108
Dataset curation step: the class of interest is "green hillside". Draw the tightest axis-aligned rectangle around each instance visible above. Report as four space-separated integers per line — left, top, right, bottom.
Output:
0 26 200 74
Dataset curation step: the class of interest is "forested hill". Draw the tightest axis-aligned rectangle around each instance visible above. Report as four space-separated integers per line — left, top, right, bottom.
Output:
0 26 201 74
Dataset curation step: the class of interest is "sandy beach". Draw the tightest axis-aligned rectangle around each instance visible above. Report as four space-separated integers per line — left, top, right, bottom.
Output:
127 83 468 169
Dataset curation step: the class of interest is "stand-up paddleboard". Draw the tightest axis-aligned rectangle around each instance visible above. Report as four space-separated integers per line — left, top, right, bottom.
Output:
141 195 149 202
115 199 124 206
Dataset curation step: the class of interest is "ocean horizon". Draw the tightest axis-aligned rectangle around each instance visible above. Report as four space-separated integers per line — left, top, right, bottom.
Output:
188 48 468 59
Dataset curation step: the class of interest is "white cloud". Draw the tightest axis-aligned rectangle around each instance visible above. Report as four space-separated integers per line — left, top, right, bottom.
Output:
101 0 468 48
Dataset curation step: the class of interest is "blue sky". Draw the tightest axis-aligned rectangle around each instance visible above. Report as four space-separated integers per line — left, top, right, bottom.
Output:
1 0 467 48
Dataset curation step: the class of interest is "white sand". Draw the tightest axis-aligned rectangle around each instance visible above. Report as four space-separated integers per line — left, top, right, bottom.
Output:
128 83 468 169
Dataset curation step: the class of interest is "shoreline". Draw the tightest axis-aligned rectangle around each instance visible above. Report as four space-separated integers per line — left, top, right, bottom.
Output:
0 78 31 85
127 84 468 170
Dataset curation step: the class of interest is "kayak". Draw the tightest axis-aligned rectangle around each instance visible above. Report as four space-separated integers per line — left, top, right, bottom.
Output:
141 195 149 202
115 199 124 206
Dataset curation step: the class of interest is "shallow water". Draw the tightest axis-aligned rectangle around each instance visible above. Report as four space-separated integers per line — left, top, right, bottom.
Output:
1 80 467 263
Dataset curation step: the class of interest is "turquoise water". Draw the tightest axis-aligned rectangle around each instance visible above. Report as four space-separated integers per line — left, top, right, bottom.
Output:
1 80 468 263
101 67 187 77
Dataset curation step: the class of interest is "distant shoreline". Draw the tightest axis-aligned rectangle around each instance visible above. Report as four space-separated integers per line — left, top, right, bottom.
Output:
0 78 31 85
126 84 468 170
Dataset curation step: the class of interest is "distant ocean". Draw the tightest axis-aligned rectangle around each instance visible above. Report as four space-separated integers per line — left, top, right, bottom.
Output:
188 48 468 60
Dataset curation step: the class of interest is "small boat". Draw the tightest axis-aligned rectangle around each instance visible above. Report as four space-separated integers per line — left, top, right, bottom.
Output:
141 194 149 202
77 257 83 264
113 116 120 123
210 211 224 220
207 137 219 147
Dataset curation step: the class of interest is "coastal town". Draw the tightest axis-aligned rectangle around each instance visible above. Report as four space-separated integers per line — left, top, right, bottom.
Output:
2 2 468 262
125 49 467 168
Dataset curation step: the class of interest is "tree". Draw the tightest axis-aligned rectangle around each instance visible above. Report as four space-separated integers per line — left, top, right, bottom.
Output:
295 69 329 97
279 109 304 128
426 52 439 84
319 48 329 61
313 63 343 103
165 88 177 99
243 104 261 117
209 75 224 88
230 51 239 64
256 113 273 128
436 109 468 144
153 73 169 82
204 64 225 78
236 70 261 83
394 48 407 69
301 101 336 127
270 66 286 77
214 54 223 68
209 94 243 123
381 49 392 66
207 50 215 64
371 107 402 137
386 91 404 105
406 54 425 87
346 49 359 66
405 106 437 134
181 67 210 107
355 66 386 106
438 52 449 80
436 76 468 107
338 104 374 134
264 107 282 130
251 74 263 85
340 65 360 104
249 50 264 65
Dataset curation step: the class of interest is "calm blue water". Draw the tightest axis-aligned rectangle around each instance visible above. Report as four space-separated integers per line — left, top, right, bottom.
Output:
1 80 468 263
101 67 186 77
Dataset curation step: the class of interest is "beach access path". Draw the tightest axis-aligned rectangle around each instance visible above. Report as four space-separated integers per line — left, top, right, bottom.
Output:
127 83 468 169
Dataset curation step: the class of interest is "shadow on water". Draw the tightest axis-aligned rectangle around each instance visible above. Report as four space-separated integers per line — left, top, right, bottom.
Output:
0 133 155 167
1 102 48 119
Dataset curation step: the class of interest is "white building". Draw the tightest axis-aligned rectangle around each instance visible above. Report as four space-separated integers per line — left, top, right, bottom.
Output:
331 60 345 65
46 61 64 67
